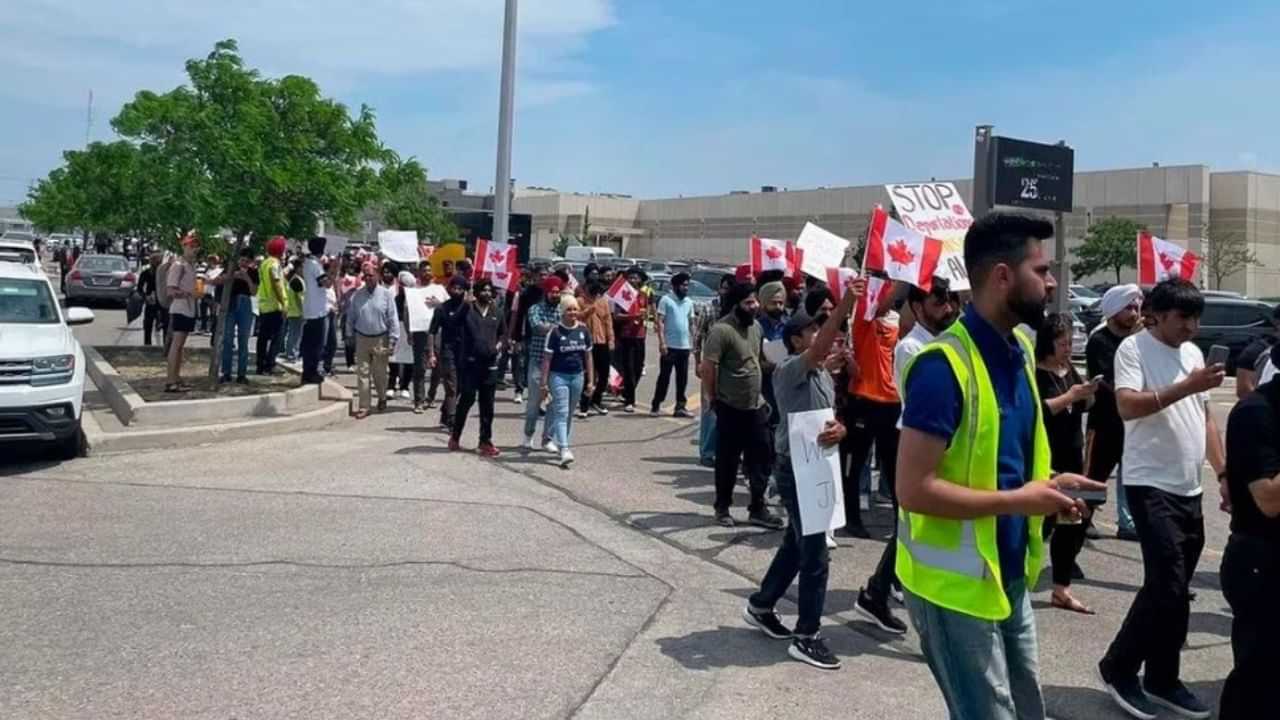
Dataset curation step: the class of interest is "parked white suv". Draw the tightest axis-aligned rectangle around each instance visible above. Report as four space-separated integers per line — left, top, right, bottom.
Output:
0 261 94 458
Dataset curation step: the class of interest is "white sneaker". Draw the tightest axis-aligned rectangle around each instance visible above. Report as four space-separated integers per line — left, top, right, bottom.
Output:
825 532 837 549
560 449 575 467
890 586 905 605
513 392 524 404
521 435 535 450
544 439 560 454
399 390 410 400
385 389 394 400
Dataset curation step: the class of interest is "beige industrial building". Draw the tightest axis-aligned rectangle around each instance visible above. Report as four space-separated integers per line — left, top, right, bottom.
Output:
514 165 1280 297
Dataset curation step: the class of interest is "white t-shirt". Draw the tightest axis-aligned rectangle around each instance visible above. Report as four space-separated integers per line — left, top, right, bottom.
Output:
301 257 328 320
1261 358 1277 385
1113 330 1209 496
894 322 935 429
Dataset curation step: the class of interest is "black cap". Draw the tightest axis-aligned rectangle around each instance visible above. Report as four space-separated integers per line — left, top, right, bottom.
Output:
782 309 818 352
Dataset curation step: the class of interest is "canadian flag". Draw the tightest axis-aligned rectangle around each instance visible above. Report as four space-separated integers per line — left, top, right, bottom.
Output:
750 236 796 276
826 267 859 303
605 274 639 313
473 238 521 291
855 275 891 322
864 206 943 292
1138 231 1201 285
787 247 805 279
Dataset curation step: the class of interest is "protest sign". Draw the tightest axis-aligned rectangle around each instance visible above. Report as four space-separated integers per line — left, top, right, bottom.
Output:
378 230 422 264
762 339 787 366
795 222 850 280
788 408 846 535
404 285 447 333
884 182 973 291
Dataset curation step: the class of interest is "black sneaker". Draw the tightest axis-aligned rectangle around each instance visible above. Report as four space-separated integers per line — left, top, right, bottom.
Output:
835 524 871 539
1099 665 1158 720
742 605 792 639
1143 681 1210 719
673 407 693 418
854 589 908 635
748 509 784 530
714 512 735 528
788 634 841 670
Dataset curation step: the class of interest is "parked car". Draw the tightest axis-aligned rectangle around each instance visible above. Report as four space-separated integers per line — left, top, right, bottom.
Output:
649 276 717 309
0 260 94 458
0 237 42 273
1193 296 1276 374
564 245 618 264
690 266 734 291
64 254 137 306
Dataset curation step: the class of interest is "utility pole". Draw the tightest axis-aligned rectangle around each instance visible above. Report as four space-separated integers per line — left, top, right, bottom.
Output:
972 125 994 218
491 0 518 249
85 89 94 147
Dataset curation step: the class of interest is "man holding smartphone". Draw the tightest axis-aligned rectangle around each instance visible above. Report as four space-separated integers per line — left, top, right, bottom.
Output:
1099 278 1226 720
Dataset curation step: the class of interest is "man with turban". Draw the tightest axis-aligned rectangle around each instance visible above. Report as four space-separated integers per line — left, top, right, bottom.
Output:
256 235 290 375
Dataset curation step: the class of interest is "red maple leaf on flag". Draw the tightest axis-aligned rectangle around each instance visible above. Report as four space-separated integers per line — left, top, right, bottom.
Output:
887 238 916 266
1158 252 1177 272
765 245 783 260
620 287 634 302
493 271 509 282
489 250 506 265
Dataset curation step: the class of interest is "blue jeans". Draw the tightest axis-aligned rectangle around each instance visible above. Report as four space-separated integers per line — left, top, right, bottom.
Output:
546 371 584 450
220 295 254 380
748 458 829 636
284 316 304 361
905 579 1044 720
1115 463 1134 532
523 362 548 440
699 401 717 463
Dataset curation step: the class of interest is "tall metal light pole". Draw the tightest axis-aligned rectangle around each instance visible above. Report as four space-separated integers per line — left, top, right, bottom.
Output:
492 0 518 247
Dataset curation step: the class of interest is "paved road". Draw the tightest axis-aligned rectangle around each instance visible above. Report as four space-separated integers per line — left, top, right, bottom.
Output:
1 301 1241 719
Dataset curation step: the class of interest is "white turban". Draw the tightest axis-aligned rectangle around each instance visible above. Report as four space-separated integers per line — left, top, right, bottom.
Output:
1099 283 1142 320
398 270 418 288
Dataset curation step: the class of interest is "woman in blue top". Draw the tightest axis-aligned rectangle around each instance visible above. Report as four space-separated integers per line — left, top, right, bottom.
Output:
541 294 595 467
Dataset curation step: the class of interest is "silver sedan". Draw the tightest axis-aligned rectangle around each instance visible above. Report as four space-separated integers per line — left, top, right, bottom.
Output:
64 254 137 306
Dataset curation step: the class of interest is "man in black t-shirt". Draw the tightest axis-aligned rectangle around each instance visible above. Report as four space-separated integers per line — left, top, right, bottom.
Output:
1219 358 1280 719
1085 284 1143 540
1234 304 1280 399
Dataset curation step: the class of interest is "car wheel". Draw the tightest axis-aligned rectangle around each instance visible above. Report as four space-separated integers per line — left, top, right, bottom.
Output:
55 424 86 460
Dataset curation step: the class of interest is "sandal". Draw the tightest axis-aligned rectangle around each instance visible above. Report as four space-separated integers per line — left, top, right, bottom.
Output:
1050 592 1095 615
353 409 370 420
163 383 184 394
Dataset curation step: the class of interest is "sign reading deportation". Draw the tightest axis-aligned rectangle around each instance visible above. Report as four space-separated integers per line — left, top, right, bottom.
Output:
884 181 973 291
991 136 1074 213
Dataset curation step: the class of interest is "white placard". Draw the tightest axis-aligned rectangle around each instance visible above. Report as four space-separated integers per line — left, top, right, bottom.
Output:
404 286 446 333
795 222 850 280
884 182 973 291
378 230 422 264
762 339 787 365
788 408 846 535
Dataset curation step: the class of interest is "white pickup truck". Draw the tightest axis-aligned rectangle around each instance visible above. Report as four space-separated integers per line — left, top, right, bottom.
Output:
0 260 94 458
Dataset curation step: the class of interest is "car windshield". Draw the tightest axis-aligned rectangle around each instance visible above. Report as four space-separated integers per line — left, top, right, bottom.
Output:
0 277 60 324
77 256 129 272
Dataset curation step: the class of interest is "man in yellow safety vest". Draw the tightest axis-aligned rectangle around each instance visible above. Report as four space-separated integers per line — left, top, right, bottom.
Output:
895 212 1105 720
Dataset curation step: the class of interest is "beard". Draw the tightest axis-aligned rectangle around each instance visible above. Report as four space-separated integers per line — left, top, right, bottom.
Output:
733 305 755 325
1007 283 1047 328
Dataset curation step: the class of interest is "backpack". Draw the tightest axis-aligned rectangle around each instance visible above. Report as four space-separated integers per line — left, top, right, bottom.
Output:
156 259 174 309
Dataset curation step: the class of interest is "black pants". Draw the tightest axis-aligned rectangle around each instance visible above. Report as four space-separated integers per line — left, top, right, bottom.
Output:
650 348 690 412
748 457 829 636
582 344 611 411
404 332 429 404
435 350 460 426
1219 533 1280 719
256 311 284 373
1101 486 1205 690
300 316 327 383
713 401 770 515
453 366 496 444
617 337 645 406
323 312 337 374
143 303 167 346
840 397 901 531
1048 518 1087 586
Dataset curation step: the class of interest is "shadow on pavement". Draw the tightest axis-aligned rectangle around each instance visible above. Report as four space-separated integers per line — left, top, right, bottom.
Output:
656 625 796 670
1045 678 1225 720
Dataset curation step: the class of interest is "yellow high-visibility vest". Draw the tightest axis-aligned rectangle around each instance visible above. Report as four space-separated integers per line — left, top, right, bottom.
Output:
895 321 1051 621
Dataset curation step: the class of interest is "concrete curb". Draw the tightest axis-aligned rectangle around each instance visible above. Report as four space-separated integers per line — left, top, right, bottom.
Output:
82 399 350 456
85 347 328 426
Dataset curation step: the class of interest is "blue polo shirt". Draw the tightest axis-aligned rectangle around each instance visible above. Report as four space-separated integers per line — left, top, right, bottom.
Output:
901 304 1036 586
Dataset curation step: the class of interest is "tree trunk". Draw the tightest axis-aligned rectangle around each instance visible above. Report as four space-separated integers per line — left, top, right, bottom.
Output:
207 233 245 381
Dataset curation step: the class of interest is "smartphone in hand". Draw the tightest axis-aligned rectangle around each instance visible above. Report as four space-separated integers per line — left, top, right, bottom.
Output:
1207 344 1230 368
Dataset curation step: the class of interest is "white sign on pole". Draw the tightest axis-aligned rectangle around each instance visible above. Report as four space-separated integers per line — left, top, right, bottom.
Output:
795 222 850 280
404 285 447 333
378 230 422 264
884 182 974 291
788 408 846 535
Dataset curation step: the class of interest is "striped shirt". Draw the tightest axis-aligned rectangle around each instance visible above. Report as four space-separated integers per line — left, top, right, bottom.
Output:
526 300 562 367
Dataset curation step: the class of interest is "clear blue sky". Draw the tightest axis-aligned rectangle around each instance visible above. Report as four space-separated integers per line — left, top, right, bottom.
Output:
2 0 1278 206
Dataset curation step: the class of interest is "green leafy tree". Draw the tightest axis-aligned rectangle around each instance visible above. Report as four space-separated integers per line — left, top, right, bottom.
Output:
378 158 458 245
1071 216 1142 284
1203 223 1261 289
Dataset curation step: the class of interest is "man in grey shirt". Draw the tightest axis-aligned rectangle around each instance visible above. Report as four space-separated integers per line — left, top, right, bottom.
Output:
345 261 400 417
743 277 861 671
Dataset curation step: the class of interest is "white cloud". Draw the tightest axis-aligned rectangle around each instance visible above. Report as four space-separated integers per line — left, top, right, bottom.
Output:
0 0 614 108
